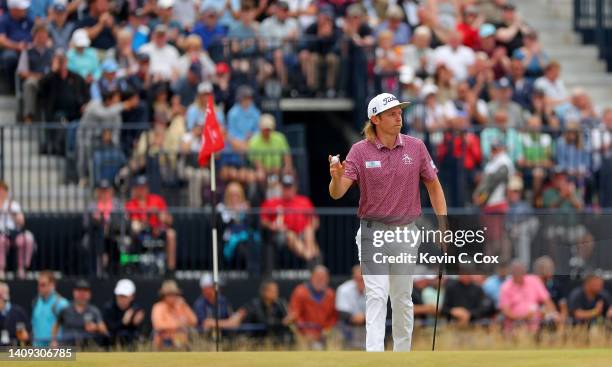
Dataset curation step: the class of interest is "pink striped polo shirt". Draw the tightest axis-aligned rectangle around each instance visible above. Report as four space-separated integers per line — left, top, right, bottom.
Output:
344 134 438 224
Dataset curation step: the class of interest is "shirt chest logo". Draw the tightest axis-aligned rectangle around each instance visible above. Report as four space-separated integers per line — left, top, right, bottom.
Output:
365 160 382 168
402 154 414 165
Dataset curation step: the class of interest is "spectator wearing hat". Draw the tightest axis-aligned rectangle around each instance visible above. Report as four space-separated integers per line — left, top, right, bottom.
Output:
102 279 145 349
0 180 36 280
185 81 225 132
31 271 70 346
512 31 548 80
474 137 515 212
564 87 600 129
289 265 337 346
533 256 569 323
260 174 321 267
51 279 108 348
0 282 30 346
477 23 511 81
90 58 120 101
172 62 203 108
16 24 54 123
258 1 299 90
149 0 184 47
248 114 293 177
67 28 101 82
76 0 117 50
299 5 341 96
81 179 126 276
0 0 34 91
400 25 435 80
48 2 76 51
224 85 260 164
433 31 475 82
494 0 531 56
488 77 524 128
125 176 177 273
176 34 216 81
375 4 410 46
191 5 228 61
152 280 197 349
138 24 181 81
192 274 235 332
541 168 584 211
481 108 523 163
407 83 456 137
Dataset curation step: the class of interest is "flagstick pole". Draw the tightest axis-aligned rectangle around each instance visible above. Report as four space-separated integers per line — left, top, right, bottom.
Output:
210 152 220 352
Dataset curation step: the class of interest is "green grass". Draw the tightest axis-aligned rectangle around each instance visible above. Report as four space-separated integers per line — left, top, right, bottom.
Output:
4 349 612 367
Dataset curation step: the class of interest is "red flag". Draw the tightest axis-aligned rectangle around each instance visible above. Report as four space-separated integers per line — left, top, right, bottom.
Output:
198 94 225 167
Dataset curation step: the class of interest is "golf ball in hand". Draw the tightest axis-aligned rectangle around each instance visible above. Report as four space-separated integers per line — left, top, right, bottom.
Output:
331 155 340 165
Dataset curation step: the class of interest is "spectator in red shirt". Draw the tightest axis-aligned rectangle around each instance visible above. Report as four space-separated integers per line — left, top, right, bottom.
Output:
457 5 483 50
125 176 177 273
289 265 337 347
260 174 321 266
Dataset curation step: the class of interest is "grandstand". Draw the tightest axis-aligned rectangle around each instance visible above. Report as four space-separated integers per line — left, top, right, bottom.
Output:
0 0 611 357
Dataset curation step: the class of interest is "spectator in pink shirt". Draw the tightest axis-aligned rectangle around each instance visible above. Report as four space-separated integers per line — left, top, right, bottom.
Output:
499 260 559 332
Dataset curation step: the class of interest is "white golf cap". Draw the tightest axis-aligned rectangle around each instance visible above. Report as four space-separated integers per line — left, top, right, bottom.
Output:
367 93 410 119
72 29 91 48
8 0 30 9
199 273 213 288
420 83 439 99
114 279 136 296
158 0 175 8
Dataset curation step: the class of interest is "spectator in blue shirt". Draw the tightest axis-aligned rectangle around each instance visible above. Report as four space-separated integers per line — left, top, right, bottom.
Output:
0 0 34 91
31 271 69 346
192 6 228 62
185 81 225 132
227 85 260 149
90 58 120 101
555 120 591 185
375 5 411 46
0 282 30 346
192 274 234 331
67 28 101 82
48 2 76 51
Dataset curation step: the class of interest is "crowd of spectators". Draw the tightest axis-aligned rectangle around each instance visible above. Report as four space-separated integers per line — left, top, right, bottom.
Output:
1 262 611 350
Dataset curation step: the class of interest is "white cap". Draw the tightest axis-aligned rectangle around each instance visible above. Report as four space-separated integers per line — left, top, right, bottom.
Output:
158 0 175 9
72 29 91 48
420 83 438 99
197 81 213 94
367 93 410 119
199 273 213 288
114 279 136 296
8 0 30 9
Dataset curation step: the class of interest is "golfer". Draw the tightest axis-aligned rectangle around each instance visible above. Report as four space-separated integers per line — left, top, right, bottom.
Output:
328 93 447 351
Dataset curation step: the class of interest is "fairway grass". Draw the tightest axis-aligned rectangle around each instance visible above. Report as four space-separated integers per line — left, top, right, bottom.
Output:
4 349 612 367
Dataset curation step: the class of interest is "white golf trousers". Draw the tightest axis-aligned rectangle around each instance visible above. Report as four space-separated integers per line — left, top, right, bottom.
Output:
356 223 416 352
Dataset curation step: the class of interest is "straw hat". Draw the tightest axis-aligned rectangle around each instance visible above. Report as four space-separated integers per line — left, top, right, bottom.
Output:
159 280 182 297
